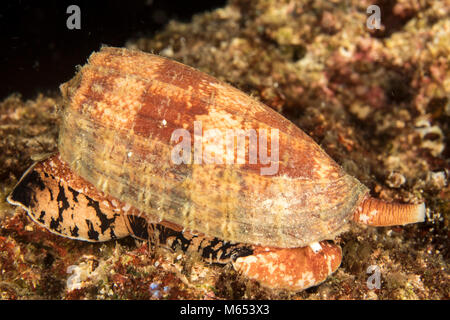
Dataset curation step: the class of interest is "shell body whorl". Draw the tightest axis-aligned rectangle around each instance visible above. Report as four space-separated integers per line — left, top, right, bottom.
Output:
58 47 369 248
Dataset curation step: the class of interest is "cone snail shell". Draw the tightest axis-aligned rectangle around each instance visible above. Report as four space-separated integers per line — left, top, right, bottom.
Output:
7 47 425 291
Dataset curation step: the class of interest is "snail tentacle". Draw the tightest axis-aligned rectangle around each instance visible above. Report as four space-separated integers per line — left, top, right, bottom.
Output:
353 197 426 226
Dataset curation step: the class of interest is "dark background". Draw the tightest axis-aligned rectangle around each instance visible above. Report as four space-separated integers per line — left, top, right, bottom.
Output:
0 0 227 100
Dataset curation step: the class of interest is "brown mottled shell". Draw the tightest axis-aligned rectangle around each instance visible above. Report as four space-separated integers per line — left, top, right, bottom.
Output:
58 47 369 248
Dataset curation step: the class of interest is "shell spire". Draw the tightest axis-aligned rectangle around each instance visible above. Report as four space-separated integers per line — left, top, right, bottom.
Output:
353 197 426 226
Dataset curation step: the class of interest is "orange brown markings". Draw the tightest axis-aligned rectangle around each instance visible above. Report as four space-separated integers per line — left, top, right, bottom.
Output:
70 68 115 112
87 47 219 101
90 47 164 78
9 155 133 241
199 119 339 179
41 155 98 195
84 48 342 178
89 46 146 69
152 57 221 92
279 138 332 178
252 109 299 135
233 241 342 291
75 47 343 180
218 132 277 176
68 66 147 132
242 107 343 180
159 220 184 232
